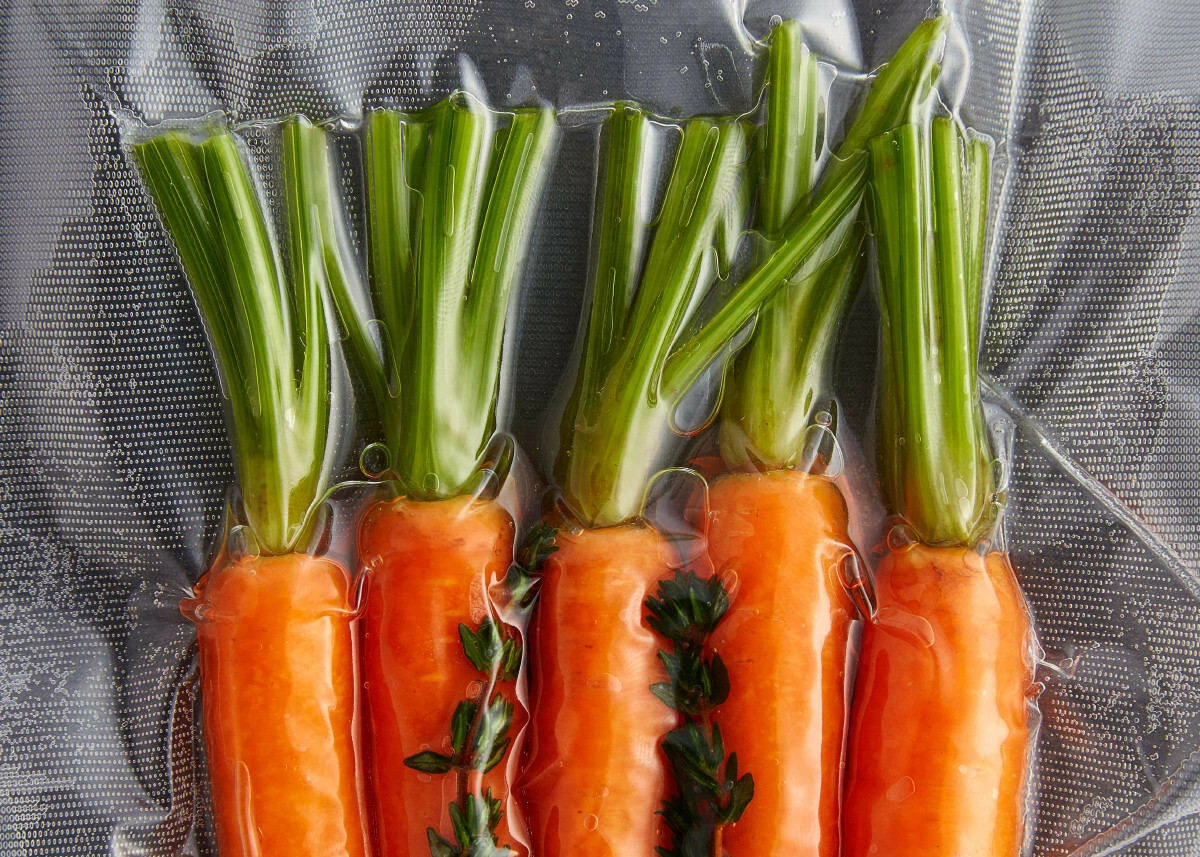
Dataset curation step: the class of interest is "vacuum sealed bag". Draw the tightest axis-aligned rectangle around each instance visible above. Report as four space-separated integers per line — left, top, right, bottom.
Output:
1 1 1199 856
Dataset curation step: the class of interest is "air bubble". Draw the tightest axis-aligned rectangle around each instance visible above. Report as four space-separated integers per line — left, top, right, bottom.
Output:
360 442 390 479
227 525 260 563
885 522 917 553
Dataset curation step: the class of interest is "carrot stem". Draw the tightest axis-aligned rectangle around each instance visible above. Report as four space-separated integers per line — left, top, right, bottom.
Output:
559 110 748 527
870 117 994 545
134 127 340 554
662 15 948 407
359 99 557 497
717 17 948 471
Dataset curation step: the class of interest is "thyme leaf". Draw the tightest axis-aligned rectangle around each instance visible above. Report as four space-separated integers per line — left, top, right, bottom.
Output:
647 570 753 857
404 524 558 856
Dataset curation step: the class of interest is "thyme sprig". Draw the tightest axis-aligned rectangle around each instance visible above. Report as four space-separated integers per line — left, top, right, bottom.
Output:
647 570 753 857
404 524 558 857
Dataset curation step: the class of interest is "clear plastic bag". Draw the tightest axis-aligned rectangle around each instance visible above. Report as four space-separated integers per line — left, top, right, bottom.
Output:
2 1 1199 855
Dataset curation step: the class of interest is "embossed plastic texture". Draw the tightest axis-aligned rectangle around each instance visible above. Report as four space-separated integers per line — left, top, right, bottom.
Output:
1 0 1198 855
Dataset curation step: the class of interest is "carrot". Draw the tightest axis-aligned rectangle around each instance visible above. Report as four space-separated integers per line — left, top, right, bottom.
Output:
705 470 855 857
301 100 558 854
135 120 370 855
518 80 880 854
357 494 519 856
187 554 365 857
699 20 947 857
519 525 680 856
841 111 1036 855
842 545 1031 857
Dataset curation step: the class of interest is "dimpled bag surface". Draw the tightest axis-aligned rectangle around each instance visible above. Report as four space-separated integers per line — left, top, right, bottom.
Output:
1 0 1198 855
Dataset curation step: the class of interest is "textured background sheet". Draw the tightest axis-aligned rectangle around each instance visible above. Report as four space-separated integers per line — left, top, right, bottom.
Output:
1 0 1198 854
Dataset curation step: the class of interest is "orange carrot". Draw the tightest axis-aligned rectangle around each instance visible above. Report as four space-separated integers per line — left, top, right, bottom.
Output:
358 495 523 856
842 545 1032 857
323 102 557 854
135 122 371 855
519 60 895 849
188 554 368 857
700 19 948 857
705 471 856 857
517 525 680 856
515 104 752 857
842 105 1036 855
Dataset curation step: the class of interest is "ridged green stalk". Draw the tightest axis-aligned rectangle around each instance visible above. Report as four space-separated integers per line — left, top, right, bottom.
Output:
871 117 993 546
354 97 558 497
134 125 348 555
719 17 947 471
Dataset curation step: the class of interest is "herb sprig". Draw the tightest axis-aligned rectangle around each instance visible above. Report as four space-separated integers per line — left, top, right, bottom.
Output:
404 524 557 857
647 570 753 857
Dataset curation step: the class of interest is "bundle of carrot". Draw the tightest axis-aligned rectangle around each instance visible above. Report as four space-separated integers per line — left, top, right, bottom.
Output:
840 108 1036 854
700 18 945 857
134 124 369 856
514 42 905 844
287 98 558 856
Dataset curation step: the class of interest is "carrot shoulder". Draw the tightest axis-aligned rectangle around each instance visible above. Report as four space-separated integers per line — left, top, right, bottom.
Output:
189 554 367 857
705 470 855 857
517 525 680 856
358 494 521 856
842 545 1033 857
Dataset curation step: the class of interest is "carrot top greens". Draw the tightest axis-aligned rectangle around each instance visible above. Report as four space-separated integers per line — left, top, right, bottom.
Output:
870 116 994 546
720 17 946 472
559 18 949 528
300 97 558 499
134 124 352 556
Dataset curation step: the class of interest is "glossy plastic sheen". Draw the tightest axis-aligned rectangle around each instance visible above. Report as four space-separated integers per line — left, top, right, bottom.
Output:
357 494 521 856
842 544 1034 857
517 524 680 857
705 470 856 857
186 553 368 857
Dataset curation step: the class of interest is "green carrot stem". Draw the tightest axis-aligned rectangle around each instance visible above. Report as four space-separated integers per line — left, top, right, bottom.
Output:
363 109 418 398
135 126 341 555
717 16 947 471
564 104 656 436
717 235 865 471
361 98 557 497
658 157 865 400
560 111 748 528
760 19 819 238
558 17 949 526
283 118 389 416
821 16 948 192
870 117 993 546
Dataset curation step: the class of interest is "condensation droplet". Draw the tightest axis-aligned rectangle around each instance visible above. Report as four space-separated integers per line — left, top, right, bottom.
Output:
584 814 599 831
886 776 916 803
